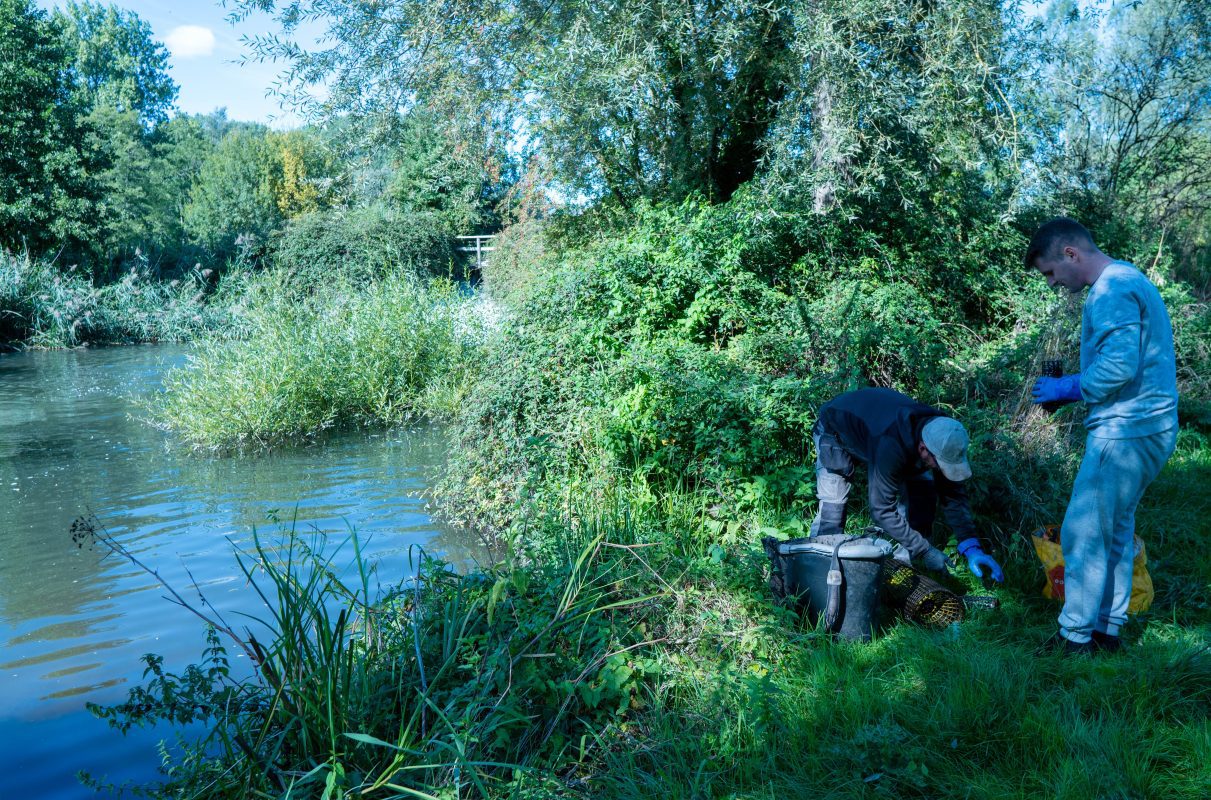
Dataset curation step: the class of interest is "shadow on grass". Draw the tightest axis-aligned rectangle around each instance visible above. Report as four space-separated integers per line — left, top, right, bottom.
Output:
587 437 1211 800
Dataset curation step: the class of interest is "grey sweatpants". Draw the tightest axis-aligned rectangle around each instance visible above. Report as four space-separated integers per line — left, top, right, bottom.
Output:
1058 427 1177 643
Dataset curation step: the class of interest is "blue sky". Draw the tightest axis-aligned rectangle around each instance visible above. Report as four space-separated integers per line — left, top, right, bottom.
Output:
37 0 321 127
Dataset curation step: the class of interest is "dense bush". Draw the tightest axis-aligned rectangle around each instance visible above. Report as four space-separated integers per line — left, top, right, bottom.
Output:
270 206 460 289
152 271 484 449
449 194 1047 529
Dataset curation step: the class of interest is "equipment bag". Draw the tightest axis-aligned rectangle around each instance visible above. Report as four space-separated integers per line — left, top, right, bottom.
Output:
763 533 893 642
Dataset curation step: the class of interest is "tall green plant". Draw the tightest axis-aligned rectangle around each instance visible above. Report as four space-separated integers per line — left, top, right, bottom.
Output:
85 511 668 798
153 272 482 448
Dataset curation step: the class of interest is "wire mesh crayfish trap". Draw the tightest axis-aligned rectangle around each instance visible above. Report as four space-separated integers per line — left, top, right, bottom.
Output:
882 563 967 626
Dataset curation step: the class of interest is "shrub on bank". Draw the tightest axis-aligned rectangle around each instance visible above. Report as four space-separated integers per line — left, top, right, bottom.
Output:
153 271 484 449
270 206 461 290
443 195 1065 535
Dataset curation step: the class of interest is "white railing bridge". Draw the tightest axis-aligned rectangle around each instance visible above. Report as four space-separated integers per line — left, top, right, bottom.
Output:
455 235 497 270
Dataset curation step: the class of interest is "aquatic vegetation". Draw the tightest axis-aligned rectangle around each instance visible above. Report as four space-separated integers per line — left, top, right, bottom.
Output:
0 250 241 349
152 271 484 449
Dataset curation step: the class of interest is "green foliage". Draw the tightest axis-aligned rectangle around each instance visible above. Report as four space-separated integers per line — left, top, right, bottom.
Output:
384 111 500 232
82 104 164 265
0 250 237 348
54 0 177 128
1029 0 1211 286
0 0 101 254
182 126 285 258
183 127 343 263
152 272 482 449
270 205 459 288
0 0 180 265
230 0 1015 207
443 190 1051 532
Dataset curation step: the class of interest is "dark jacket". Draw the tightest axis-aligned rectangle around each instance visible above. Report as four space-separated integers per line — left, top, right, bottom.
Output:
816 388 977 556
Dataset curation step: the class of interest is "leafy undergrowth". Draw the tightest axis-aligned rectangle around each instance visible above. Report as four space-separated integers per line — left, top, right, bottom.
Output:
92 440 1211 798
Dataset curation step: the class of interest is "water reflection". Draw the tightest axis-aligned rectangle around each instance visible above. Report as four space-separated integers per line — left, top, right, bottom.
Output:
0 345 483 799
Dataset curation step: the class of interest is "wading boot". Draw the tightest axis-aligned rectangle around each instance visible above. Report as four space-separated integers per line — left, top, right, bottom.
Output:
810 501 848 537
1090 630 1123 654
1036 631 1093 657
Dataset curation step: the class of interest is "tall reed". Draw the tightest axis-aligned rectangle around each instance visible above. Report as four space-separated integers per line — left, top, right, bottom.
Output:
153 271 483 449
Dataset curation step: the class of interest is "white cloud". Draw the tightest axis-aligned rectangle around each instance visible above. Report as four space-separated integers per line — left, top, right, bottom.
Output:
164 25 216 59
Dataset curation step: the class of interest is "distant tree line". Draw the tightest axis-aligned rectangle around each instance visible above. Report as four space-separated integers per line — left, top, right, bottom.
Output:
230 0 1211 286
0 0 504 278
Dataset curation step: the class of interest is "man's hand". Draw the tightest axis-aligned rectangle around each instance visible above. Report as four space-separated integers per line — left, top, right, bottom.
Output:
957 537 1004 583
919 546 953 574
1032 374 1082 406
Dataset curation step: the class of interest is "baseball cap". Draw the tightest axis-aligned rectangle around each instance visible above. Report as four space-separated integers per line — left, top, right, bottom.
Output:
920 417 972 482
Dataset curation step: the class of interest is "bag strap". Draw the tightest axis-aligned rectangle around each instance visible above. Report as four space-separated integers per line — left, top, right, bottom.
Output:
824 537 845 630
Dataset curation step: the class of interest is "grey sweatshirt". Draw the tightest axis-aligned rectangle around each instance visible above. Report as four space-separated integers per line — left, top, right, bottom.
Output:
1080 261 1178 439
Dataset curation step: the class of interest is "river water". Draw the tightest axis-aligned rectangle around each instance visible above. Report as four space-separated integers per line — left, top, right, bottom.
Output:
0 345 484 798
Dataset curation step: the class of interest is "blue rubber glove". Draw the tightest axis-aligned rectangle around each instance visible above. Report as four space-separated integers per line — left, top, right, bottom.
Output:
1032 374 1082 405
957 538 1004 583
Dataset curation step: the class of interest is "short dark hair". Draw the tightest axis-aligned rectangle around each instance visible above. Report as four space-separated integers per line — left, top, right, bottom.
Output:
1024 217 1096 268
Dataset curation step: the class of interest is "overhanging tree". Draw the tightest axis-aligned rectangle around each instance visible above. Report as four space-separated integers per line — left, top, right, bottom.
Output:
231 0 1022 209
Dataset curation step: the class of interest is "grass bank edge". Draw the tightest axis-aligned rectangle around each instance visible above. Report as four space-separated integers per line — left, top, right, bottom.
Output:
91 448 1211 799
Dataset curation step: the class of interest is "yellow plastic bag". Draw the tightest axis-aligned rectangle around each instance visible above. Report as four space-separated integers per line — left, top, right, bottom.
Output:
1031 525 1154 614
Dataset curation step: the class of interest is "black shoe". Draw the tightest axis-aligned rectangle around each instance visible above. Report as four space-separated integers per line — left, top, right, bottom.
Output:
1090 630 1123 653
1036 632 1093 656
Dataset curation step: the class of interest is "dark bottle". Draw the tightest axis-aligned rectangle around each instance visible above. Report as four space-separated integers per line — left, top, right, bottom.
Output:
1040 358 1063 412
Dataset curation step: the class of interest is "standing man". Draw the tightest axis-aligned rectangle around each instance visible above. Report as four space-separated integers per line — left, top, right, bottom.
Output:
810 387 1004 581
1027 217 1179 655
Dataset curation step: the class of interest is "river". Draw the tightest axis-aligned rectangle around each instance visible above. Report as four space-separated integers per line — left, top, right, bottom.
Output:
0 345 483 799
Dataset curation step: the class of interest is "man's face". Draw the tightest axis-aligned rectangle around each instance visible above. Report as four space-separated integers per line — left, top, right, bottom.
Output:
917 441 939 470
1033 246 1086 293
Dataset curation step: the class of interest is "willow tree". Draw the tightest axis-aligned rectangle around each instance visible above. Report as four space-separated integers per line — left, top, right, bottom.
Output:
1029 0 1211 274
766 0 1024 214
232 0 1021 210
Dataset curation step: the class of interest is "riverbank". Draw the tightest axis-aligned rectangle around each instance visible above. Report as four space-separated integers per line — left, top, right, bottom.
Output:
0 251 244 350
95 194 1211 798
92 440 1211 799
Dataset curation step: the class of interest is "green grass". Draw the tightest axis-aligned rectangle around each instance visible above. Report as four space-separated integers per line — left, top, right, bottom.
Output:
94 450 1211 798
151 271 484 449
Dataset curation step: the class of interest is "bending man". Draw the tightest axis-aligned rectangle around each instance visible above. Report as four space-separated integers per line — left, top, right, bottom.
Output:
1027 217 1178 655
810 387 1003 581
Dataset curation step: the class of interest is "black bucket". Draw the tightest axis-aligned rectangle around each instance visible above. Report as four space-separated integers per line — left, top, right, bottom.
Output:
764 534 894 642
